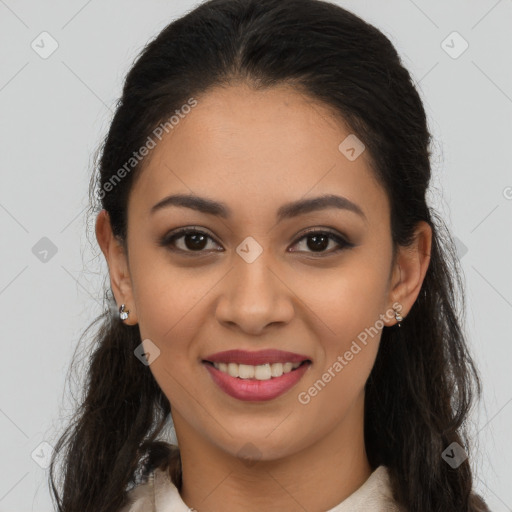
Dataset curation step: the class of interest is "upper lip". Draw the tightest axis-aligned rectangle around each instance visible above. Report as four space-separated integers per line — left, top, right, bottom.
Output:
203 349 311 366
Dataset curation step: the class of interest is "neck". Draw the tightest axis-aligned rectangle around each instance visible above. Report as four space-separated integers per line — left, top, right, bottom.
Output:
174 396 372 512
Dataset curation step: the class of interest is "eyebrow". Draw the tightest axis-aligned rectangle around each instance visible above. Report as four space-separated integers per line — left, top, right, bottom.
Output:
150 193 367 223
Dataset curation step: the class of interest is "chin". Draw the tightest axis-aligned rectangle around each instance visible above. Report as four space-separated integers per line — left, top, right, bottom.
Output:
219 435 302 464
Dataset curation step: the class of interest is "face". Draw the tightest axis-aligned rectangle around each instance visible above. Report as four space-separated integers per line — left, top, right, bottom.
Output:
97 83 428 465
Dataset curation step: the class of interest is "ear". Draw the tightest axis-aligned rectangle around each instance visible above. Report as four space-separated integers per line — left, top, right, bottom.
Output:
95 209 138 325
384 220 432 326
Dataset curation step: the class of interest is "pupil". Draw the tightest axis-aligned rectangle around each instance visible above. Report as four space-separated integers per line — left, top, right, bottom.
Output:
308 234 328 251
186 233 207 250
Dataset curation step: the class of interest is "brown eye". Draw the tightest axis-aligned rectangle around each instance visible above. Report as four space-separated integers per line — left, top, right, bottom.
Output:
160 228 222 254
159 227 353 257
289 230 353 255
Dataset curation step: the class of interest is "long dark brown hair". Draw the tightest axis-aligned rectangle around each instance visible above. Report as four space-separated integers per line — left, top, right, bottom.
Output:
48 0 490 510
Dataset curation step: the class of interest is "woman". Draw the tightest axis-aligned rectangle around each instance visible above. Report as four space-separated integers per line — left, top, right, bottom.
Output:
48 0 490 510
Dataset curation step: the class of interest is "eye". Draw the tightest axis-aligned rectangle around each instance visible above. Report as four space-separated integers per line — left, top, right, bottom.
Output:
159 227 222 254
159 227 353 256
289 229 353 255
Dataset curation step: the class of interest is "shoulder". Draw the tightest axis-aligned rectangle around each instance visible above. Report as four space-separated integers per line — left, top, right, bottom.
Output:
118 466 189 512
327 465 403 512
118 470 156 512
370 466 404 511
362 465 403 511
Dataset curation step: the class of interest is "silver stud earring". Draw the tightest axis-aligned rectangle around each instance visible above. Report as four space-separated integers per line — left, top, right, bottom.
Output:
119 304 130 321
394 306 404 327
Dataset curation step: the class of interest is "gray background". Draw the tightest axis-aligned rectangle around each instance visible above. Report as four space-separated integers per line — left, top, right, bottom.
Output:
1 0 511 510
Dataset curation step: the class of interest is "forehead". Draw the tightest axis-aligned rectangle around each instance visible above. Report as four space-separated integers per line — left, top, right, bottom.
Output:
128 84 389 226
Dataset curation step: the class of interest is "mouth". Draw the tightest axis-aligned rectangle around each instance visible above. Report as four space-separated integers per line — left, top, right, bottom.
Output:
200 349 312 401
202 359 311 380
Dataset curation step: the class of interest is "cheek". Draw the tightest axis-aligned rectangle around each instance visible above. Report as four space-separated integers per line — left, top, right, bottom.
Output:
290 253 390 406
295 295 383 429
293 256 390 343
294 350 375 445
129 245 215 342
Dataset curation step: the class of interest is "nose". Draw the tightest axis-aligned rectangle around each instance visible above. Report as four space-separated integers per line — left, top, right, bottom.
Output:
214 249 295 336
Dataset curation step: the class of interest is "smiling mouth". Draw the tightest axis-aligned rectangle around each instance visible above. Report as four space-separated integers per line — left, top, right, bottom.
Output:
202 360 311 380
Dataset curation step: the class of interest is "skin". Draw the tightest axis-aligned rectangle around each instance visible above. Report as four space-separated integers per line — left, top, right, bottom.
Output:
96 83 432 512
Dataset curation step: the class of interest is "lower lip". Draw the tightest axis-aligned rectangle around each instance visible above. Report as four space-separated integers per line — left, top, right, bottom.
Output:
203 361 311 401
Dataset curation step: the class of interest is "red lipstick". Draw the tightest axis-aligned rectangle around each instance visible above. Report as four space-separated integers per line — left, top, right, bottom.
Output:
202 349 312 401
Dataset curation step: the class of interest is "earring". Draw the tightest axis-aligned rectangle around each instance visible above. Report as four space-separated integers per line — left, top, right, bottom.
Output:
393 306 404 327
119 304 130 321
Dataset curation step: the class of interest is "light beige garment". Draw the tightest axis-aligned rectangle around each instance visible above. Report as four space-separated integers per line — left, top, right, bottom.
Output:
119 464 401 512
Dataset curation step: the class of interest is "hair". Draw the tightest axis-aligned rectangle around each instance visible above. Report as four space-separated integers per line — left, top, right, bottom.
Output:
48 0 490 511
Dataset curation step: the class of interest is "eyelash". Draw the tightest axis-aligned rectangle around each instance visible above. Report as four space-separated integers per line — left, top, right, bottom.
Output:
159 227 354 257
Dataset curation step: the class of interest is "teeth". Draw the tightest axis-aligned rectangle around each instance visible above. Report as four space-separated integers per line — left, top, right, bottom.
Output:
213 361 303 380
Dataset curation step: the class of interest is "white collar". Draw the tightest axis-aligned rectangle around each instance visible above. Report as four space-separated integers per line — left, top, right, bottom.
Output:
122 464 398 511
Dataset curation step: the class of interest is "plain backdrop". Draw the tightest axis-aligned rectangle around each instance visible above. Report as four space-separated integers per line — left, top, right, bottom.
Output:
0 0 511 510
